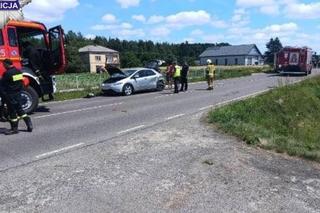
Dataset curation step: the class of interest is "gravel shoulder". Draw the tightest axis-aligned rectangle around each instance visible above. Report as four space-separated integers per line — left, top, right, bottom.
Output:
0 112 320 213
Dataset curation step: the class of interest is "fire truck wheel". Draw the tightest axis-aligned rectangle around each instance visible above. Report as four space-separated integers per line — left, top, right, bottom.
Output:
21 86 39 114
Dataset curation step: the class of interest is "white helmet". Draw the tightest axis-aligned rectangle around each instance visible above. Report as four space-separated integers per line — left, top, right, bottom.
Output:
207 59 212 64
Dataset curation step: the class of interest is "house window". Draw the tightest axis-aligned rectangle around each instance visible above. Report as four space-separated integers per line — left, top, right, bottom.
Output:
225 59 228 66
95 56 101 62
235 58 238 65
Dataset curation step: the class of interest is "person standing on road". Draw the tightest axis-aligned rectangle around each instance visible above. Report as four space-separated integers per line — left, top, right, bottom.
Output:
206 59 216 90
173 61 181 94
180 62 189 92
166 62 174 90
1 59 33 135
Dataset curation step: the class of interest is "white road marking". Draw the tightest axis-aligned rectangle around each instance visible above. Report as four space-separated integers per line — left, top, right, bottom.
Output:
35 143 85 159
166 114 185 120
199 105 214 111
35 102 123 119
117 125 146 134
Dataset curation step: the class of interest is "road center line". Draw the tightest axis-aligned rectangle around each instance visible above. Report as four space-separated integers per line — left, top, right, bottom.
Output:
35 143 85 159
35 102 123 119
117 125 146 134
166 114 185 120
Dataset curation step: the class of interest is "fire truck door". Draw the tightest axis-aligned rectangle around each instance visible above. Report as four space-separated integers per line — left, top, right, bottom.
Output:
49 25 66 75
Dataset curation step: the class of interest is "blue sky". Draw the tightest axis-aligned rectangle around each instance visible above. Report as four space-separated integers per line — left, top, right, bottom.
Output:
23 0 320 52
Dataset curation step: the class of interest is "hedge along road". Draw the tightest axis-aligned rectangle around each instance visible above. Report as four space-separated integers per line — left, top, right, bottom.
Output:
0 70 319 172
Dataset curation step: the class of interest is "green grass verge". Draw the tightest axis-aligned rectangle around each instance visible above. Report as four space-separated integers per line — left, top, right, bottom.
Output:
208 76 320 162
53 88 102 102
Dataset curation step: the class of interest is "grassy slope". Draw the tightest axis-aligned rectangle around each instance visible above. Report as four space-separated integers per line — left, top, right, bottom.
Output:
208 76 320 161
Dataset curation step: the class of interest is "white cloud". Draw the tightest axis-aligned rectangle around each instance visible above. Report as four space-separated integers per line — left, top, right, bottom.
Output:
285 2 320 19
85 34 97 40
132 15 146 23
166 10 211 27
24 0 79 22
236 0 275 8
102 14 117 23
260 5 279 15
231 9 250 27
116 0 140 8
147 15 165 24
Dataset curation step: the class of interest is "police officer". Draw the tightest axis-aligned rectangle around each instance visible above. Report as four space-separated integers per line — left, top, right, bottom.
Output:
206 59 216 90
173 61 181 94
1 59 33 135
180 62 189 92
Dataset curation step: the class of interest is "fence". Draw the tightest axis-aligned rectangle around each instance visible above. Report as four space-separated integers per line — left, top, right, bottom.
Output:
55 66 269 92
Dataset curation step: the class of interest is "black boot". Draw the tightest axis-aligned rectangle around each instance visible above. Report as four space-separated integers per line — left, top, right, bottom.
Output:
5 121 19 135
23 117 33 132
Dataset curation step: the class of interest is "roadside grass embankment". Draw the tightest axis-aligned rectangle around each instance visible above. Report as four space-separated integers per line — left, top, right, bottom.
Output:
208 76 320 162
53 66 271 101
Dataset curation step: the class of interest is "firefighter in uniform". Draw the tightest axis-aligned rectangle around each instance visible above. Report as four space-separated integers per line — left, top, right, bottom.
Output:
173 62 181 94
1 59 33 135
206 59 216 90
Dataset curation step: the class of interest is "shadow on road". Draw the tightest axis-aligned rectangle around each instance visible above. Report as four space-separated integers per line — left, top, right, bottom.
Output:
35 106 51 113
0 127 8 135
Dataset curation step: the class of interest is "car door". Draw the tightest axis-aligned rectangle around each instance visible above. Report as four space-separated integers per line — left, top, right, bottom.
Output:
132 70 147 91
143 69 158 89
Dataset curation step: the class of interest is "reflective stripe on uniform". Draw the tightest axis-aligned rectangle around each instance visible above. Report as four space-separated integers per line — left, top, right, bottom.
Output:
10 118 18 122
21 114 28 119
12 74 23 82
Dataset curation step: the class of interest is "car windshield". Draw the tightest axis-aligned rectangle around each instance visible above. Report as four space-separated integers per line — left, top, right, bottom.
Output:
122 69 138 76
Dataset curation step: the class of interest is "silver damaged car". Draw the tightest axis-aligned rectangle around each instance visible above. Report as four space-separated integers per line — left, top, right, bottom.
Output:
101 67 165 96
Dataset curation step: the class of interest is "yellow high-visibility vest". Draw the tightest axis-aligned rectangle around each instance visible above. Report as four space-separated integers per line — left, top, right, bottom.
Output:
174 66 181 78
206 64 216 77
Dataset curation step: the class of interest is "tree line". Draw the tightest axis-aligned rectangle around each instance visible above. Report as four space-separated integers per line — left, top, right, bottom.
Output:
65 31 230 73
65 31 320 73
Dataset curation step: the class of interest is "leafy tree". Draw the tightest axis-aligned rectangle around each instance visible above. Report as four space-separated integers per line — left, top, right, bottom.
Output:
264 37 283 65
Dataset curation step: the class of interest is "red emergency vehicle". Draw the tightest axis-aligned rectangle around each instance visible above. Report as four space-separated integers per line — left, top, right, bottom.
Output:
274 47 313 75
0 20 66 113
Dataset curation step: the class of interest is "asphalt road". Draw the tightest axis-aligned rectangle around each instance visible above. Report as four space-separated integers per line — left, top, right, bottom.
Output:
0 71 319 172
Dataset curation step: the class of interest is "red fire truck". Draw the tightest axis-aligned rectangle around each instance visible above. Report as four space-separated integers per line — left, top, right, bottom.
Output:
275 47 312 75
274 47 313 75
0 20 66 113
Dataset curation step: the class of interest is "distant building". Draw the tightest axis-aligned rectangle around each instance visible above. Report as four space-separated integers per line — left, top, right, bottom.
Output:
79 45 120 73
199 44 264 66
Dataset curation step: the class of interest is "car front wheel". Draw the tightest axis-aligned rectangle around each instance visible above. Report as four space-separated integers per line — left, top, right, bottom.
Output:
123 84 134 96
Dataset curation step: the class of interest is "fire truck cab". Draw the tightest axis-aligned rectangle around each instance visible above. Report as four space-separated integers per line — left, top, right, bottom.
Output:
275 47 313 75
0 20 66 113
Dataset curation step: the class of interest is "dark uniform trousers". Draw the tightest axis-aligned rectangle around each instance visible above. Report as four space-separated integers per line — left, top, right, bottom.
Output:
6 92 27 122
174 77 180 93
180 76 188 91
